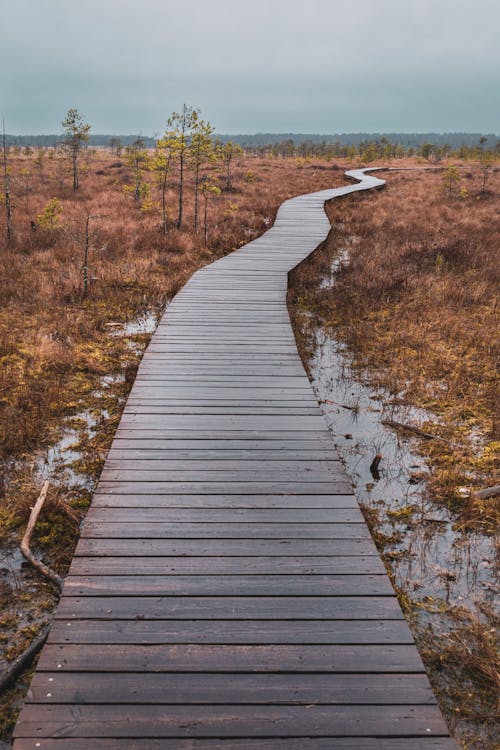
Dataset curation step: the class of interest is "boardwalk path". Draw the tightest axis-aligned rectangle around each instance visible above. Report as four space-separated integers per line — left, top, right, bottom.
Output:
14 169 457 748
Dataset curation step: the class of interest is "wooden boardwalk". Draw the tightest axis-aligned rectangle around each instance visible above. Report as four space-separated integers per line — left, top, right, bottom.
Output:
13 169 457 749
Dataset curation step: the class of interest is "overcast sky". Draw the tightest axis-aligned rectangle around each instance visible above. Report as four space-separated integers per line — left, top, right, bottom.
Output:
2 0 499 134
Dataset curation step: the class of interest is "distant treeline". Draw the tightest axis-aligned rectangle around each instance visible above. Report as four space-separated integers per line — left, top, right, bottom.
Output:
5 134 157 148
5 132 498 150
217 132 499 150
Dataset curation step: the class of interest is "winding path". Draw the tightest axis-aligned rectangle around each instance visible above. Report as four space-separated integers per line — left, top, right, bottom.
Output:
13 170 457 749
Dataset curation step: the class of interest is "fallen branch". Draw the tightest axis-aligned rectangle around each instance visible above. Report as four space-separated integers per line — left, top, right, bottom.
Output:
473 485 500 501
382 419 449 444
20 481 63 591
0 625 50 694
322 399 357 411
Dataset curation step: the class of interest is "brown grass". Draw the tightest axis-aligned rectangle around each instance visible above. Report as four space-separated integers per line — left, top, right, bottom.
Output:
419 602 500 742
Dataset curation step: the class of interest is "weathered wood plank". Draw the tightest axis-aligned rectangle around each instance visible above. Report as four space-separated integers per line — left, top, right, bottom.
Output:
123 406 323 415
102 460 342 472
68 555 385 575
108 450 336 467
56 596 404 620
39 643 424 672
84 508 365 523
28 672 437 704
74 538 380 556
11 739 460 749
94 482 354 493
63 574 393 597
13 704 450 738
79 522 371 539
117 415 329 429
47 619 411 645
90 493 359 508
108 438 336 450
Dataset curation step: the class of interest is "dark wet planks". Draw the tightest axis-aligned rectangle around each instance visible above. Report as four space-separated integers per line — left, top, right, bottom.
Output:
27 672 438 704
68 554 385 575
63 573 393 596
13 170 457 748
74 538 381 556
12 740 459 750
47 618 412 645
13 704 450 739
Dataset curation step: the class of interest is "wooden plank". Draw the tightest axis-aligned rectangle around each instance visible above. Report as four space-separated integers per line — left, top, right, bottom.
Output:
68 555 385 576
106 448 338 459
90 494 359 509
74 538 379 556
94 482 354 494
47 618 411 645
27 672 437 704
13 704 450 738
97 469 346 483
39 644 424 672
124 400 320 408
84 508 365 523
112 432 336 443
56 596 404 620
108 438 336 450
101 459 342 473
63 574 393 597
79 522 371 539
117 415 329 429
122 406 323 415
10 739 461 749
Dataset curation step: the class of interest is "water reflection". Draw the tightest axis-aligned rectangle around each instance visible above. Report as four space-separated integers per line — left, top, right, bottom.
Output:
309 330 497 611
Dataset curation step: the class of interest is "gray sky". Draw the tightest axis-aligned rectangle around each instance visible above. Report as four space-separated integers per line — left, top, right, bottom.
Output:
2 0 499 134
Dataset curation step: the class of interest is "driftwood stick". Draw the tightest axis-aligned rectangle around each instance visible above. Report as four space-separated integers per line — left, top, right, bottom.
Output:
322 399 356 411
0 625 50 694
473 485 500 501
382 419 449 444
20 481 63 591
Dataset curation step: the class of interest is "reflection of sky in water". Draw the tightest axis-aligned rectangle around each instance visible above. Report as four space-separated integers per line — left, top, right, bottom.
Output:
111 311 158 337
309 329 498 614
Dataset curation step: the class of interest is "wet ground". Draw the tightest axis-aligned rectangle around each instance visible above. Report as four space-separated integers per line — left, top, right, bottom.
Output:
310 332 496 613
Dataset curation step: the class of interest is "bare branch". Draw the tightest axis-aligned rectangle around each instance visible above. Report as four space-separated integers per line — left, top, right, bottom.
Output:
20 481 63 590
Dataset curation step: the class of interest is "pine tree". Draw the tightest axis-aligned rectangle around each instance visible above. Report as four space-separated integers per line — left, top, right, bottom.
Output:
167 105 200 230
61 109 91 191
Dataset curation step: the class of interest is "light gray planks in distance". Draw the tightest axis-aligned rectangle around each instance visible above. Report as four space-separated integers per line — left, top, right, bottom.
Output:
13 169 457 749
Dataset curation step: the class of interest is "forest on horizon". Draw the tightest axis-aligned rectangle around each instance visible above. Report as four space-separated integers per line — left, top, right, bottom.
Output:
5 131 499 150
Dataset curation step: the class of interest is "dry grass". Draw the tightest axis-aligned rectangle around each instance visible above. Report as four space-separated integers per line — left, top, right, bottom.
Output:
419 602 500 744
